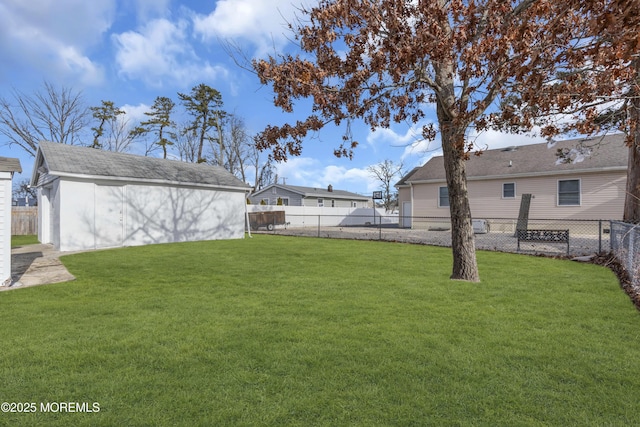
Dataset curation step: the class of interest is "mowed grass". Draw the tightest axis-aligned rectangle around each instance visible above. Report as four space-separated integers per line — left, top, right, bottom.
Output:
1 235 639 426
11 234 39 248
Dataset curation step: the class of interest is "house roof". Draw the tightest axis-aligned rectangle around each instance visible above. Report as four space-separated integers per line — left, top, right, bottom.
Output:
0 157 22 173
398 134 629 185
31 141 250 190
252 184 369 200
394 166 420 186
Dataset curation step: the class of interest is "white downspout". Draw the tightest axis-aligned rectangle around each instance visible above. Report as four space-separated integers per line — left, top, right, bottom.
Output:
409 182 414 229
245 190 252 238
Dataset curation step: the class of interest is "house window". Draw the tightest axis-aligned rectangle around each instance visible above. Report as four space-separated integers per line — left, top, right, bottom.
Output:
271 187 277 194
438 186 449 207
317 198 324 207
281 197 289 206
558 179 581 206
503 182 516 198
352 201 357 208
331 200 335 207
260 198 269 205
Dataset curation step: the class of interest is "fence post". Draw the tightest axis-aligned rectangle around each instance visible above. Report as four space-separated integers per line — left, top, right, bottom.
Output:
598 220 602 253
317 215 321 238
610 220 616 252
628 226 636 271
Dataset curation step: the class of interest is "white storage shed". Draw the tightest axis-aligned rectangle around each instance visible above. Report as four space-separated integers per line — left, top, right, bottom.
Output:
31 142 250 251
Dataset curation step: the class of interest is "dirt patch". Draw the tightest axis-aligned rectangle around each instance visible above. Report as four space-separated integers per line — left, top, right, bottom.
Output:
589 252 640 310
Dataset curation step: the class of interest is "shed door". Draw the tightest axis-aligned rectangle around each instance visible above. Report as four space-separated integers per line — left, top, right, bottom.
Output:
95 185 124 248
40 187 51 244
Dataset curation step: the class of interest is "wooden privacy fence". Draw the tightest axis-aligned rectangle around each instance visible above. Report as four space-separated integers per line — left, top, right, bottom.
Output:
12 207 37 235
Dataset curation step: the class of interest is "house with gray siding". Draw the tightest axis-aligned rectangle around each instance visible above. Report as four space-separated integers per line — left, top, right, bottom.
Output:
396 135 629 228
250 184 369 208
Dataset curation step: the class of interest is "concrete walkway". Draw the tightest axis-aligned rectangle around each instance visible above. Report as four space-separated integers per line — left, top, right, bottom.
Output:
2 244 77 291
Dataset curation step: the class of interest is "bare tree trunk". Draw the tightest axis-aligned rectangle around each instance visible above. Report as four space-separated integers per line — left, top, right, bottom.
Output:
215 113 225 167
623 60 640 224
439 119 480 282
624 143 640 223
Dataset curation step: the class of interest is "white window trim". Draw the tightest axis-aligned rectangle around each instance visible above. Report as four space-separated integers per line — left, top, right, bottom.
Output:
317 198 324 207
502 182 516 199
438 186 449 208
557 178 581 206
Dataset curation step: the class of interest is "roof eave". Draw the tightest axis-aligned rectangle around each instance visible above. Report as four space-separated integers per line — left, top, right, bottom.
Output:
45 170 251 191
30 148 45 187
407 166 627 184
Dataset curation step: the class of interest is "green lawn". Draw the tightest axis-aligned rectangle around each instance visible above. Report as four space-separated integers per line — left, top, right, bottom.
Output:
0 235 638 426
11 235 39 248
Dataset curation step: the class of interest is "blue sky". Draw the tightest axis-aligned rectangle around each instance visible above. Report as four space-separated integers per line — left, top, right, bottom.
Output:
0 0 544 196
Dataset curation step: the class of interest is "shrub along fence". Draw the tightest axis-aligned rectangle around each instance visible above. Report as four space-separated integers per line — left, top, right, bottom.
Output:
11 207 37 235
610 221 640 292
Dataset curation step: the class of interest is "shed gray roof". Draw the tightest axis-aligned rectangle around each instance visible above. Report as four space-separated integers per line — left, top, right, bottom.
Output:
0 157 22 173
398 134 629 185
32 142 250 190
253 184 369 200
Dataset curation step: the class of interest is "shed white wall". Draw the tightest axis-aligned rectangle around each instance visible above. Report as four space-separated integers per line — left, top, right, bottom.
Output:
124 184 246 246
0 173 12 284
49 179 246 251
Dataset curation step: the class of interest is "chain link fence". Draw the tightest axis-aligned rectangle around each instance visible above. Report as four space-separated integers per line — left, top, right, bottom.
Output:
610 221 640 292
252 214 612 257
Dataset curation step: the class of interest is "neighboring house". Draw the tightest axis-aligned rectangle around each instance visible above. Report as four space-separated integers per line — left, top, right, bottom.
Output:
0 157 22 285
249 184 370 208
396 135 629 227
31 142 251 251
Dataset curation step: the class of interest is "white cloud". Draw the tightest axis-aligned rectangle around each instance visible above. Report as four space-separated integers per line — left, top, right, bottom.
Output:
275 157 374 194
274 157 319 185
193 0 309 55
321 165 374 194
120 103 150 124
132 0 172 21
365 122 441 168
470 129 545 151
113 18 228 88
0 0 114 46
0 0 113 85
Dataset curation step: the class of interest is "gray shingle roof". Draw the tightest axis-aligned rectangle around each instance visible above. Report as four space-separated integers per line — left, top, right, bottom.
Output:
400 134 629 184
33 142 250 190
0 157 22 173
253 184 369 200
394 167 420 186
